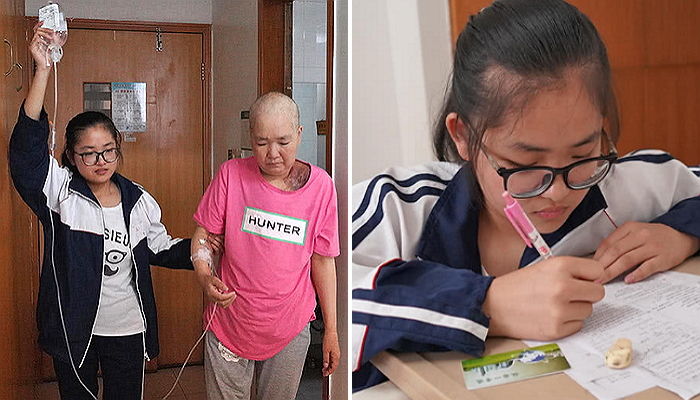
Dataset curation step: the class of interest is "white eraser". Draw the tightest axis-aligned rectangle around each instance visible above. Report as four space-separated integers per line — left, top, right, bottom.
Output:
605 338 632 369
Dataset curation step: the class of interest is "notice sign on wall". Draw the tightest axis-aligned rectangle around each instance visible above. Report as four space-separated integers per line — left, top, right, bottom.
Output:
111 82 146 132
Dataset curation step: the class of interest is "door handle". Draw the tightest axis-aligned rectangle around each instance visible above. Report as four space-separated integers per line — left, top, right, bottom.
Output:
3 39 13 77
14 61 23 92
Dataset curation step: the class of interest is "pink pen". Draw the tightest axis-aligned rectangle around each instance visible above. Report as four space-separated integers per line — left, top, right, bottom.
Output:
502 191 553 259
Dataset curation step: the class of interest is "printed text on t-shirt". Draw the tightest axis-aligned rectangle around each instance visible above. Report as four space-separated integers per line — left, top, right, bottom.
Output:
241 207 308 245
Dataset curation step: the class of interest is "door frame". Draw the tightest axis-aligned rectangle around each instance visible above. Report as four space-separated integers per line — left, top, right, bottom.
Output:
258 0 335 177
325 0 334 175
258 0 292 97
28 17 214 186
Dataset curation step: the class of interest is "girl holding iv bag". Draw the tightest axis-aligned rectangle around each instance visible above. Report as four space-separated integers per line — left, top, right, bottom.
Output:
9 15 222 400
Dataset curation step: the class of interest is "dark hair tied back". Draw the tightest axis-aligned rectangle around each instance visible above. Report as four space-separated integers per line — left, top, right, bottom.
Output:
433 0 619 163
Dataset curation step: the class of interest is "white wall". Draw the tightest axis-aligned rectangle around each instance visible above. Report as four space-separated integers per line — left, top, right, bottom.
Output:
211 0 258 170
352 0 452 183
331 0 348 397
293 0 327 168
26 0 212 23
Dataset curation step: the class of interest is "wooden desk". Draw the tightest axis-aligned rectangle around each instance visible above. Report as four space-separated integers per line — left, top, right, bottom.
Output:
355 257 700 400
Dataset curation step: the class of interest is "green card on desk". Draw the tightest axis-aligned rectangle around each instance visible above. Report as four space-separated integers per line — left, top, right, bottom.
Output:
463 343 571 389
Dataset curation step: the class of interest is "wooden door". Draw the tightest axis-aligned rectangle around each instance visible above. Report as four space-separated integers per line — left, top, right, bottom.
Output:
449 0 700 166
37 19 211 376
1 0 40 398
7 12 39 393
0 14 17 392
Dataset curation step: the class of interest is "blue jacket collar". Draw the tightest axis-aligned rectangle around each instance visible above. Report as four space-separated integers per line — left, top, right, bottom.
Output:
415 163 608 270
68 171 143 226
415 164 482 271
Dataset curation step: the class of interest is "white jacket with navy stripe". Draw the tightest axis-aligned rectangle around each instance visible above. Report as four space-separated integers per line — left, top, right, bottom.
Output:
9 105 193 367
351 153 700 391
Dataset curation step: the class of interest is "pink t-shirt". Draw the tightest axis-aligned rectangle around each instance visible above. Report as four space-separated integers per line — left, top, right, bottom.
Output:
193 157 340 360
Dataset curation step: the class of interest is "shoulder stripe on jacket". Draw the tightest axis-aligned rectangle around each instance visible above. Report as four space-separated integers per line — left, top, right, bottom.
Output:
353 173 450 222
353 299 488 340
352 185 444 250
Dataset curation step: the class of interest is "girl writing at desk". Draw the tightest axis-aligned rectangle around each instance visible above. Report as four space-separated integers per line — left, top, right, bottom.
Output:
352 0 700 391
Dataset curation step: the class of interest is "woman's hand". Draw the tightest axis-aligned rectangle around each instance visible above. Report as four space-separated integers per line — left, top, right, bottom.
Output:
30 21 55 71
321 330 340 377
594 222 700 284
195 270 236 308
483 256 605 341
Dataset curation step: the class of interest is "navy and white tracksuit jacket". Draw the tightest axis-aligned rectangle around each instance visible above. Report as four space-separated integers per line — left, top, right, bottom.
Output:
352 153 700 391
9 105 193 367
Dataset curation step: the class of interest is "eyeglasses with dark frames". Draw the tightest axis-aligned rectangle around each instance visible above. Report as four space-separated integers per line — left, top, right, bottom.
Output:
482 130 618 199
76 148 120 166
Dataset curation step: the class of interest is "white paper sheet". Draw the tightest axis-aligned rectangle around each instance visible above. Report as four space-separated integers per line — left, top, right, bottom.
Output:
527 271 700 400
111 82 147 132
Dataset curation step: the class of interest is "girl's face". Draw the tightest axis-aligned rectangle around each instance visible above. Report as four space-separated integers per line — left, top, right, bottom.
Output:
453 71 605 234
71 126 120 187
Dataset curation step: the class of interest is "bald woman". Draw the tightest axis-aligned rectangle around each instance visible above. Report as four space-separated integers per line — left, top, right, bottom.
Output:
190 92 341 400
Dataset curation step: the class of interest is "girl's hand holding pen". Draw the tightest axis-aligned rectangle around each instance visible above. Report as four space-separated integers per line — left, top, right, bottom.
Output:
483 256 605 341
594 222 700 284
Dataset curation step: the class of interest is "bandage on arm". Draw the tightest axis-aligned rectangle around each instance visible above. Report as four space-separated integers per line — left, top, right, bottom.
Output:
191 247 213 267
191 225 215 274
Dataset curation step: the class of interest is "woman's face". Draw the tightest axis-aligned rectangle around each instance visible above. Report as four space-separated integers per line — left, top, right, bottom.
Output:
71 125 120 187
456 72 605 234
251 113 302 180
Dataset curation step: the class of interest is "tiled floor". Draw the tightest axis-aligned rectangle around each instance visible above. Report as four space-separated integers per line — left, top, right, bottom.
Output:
34 364 322 400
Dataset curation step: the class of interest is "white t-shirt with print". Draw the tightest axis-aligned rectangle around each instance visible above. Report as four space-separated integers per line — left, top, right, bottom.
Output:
93 203 145 336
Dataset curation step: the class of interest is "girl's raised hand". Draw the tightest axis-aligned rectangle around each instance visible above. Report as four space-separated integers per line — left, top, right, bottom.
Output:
594 222 700 284
30 21 56 70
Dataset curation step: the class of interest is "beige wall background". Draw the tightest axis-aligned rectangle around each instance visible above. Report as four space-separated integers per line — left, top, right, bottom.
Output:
25 0 212 23
352 0 452 183
210 0 258 171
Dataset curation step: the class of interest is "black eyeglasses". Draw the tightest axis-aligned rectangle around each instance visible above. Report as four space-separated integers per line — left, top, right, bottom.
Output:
482 131 618 199
76 148 120 166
